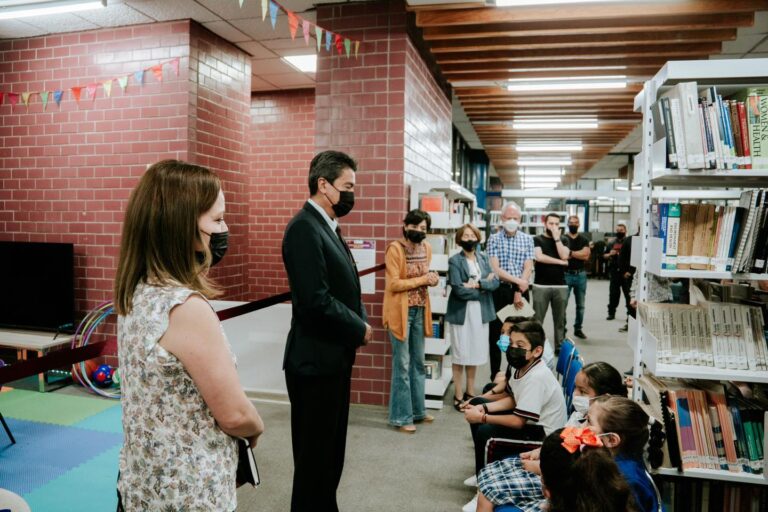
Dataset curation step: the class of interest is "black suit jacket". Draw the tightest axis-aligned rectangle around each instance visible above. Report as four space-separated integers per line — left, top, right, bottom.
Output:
282 202 367 376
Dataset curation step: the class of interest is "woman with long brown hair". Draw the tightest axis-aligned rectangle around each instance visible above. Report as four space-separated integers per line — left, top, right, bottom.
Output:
114 160 263 511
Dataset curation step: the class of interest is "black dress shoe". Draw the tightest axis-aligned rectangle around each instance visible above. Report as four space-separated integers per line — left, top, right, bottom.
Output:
606 314 615 320
574 329 587 339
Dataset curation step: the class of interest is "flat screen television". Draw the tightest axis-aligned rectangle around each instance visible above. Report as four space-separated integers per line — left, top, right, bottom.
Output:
0 241 76 332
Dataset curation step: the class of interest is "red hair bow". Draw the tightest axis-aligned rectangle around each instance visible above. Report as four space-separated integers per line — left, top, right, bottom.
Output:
560 426 603 454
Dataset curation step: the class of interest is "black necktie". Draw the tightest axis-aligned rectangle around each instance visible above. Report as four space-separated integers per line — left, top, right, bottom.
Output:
335 226 356 266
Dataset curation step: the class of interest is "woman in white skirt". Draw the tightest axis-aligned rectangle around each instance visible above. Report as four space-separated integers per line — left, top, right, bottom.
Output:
445 224 499 410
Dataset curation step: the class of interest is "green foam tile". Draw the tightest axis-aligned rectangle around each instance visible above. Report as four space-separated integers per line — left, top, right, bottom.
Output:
0 389 117 426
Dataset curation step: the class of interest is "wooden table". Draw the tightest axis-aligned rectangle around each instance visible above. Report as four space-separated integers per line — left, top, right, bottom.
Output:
0 329 74 392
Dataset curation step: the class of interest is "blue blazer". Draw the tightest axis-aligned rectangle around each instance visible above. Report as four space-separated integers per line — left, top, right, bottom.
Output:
445 251 499 325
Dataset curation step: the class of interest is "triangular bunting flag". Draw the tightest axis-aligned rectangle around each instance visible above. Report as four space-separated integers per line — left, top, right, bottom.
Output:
0 92 4 105
151 64 163 82
103 80 112 98
133 70 144 85
325 31 332 52
315 26 322 52
261 0 268 20
118 76 129 91
8 92 19 106
344 38 351 58
53 89 63 105
71 86 82 103
40 91 49 110
21 92 31 107
287 11 298 40
86 83 98 100
335 34 343 55
269 0 278 29
355 40 360 58
171 57 180 76
302 19 310 45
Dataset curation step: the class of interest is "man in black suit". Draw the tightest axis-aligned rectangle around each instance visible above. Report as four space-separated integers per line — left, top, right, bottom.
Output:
282 150 372 512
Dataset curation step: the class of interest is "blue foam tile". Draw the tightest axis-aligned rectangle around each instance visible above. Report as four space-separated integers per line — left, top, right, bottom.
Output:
23 445 120 512
72 404 123 434
0 418 122 495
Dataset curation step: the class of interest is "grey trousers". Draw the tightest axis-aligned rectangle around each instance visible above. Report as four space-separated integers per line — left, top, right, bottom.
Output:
532 285 568 350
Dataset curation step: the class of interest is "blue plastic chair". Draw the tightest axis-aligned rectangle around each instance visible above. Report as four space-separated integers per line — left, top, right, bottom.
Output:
564 354 584 413
495 506 524 512
555 338 575 380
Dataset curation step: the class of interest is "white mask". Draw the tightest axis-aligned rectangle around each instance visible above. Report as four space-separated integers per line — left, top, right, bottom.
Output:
572 395 591 415
503 219 519 233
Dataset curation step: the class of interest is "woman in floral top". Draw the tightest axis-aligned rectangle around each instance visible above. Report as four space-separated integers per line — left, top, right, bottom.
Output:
382 209 440 433
113 160 264 511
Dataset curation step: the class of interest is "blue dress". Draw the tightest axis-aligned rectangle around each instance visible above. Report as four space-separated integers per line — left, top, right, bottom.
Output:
614 456 662 512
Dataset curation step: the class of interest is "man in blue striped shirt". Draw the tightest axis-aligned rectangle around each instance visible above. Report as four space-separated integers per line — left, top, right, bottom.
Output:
486 202 535 380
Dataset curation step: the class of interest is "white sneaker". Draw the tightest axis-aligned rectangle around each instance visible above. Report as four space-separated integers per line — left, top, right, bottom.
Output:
463 474 477 487
462 495 478 512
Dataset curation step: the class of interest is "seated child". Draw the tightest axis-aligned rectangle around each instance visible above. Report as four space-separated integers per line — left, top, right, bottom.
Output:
462 320 567 512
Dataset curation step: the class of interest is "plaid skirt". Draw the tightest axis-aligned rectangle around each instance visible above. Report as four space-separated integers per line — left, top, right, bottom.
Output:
477 456 546 511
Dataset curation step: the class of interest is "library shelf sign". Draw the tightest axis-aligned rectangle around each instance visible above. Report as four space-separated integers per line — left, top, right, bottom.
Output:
347 240 376 295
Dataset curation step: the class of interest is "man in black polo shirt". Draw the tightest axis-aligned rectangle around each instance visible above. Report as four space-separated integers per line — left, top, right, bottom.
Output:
564 215 591 339
532 213 570 353
604 223 630 321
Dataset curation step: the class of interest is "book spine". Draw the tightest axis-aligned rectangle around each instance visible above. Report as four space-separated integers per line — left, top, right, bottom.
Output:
660 203 669 266
665 203 681 269
729 100 744 168
738 101 752 169
661 97 678 169
748 96 768 169
670 98 689 169
699 99 717 169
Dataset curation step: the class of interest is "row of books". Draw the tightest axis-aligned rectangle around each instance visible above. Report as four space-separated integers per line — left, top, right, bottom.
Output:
661 479 768 512
640 375 765 475
652 190 768 274
653 84 767 170
424 357 443 380
639 302 767 371
419 193 472 218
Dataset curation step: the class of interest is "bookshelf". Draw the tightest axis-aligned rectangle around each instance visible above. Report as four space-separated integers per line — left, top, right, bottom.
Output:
411 180 477 409
633 59 768 492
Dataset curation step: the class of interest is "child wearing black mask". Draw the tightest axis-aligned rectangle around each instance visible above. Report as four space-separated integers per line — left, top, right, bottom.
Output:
461 320 566 512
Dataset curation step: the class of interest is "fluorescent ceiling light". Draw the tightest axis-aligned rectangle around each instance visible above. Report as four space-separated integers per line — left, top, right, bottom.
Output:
518 159 572 166
515 144 583 152
507 75 625 83
514 122 599 130
0 0 105 19
514 116 597 121
523 183 558 189
521 170 564 176
497 0 625 5
523 176 561 182
282 54 317 73
507 81 627 92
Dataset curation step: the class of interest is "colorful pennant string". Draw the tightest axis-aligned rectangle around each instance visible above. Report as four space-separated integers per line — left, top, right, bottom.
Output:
0 58 180 112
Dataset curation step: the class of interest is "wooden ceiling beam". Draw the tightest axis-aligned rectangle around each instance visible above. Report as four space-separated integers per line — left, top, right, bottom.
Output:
434 43 722 63
443 56 680 72
421 12 754 39
456 87 641 98
428 29 737 53
446 67 659 81
462 100 635 107
415 0 768 27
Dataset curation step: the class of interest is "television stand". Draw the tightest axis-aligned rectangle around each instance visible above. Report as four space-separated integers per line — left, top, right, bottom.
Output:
0 328 73 392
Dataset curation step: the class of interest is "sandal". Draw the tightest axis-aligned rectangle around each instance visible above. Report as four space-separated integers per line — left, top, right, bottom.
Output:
398 425 416 434
453 396 463 411
463 392 476 402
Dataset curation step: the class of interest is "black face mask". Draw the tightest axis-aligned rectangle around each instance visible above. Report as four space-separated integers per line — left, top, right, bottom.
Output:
506 347 530 369
404 229 426 244
616 232 626 239
196 231 229 266
327 184 355 218
458 240 477 252
568 225 578 234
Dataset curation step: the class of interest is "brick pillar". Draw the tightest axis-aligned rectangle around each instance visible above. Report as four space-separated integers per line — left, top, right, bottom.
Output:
316 0 453 405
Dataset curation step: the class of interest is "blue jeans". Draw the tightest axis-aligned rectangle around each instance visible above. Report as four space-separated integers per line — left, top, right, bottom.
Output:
565 271 587 331
388 306 426 426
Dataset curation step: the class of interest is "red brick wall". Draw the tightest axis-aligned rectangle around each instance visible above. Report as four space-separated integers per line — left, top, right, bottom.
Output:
0 20 251 321
0 21 191 319
404 38 453 184
188 23 252 300
316 0 452 405
248 89 316 300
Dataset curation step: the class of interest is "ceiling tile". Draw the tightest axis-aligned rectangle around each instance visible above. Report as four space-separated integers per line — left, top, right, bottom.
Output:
259 72 314 87
0 19 47 39
229 16 285 40
251 74 278 91
76 3 154 28
722 33 768 54
21 13 99 33
251 57 295 75
260 37 316 51
740 10 768 35
237 41 277 58
125 0 220 22
752 37 768 53
196 0 263 20
201 20 251 43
